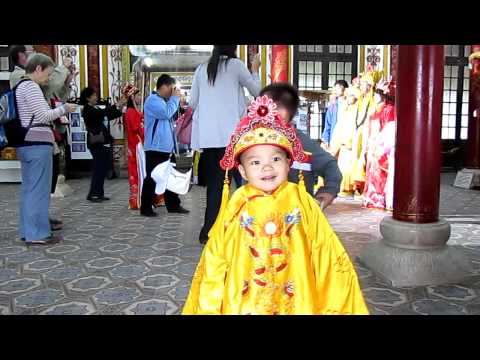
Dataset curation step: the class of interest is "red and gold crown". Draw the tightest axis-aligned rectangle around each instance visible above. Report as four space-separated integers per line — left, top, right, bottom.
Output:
361 64 383 86
122 83 139 98
220 96 307 170
377 76 396 97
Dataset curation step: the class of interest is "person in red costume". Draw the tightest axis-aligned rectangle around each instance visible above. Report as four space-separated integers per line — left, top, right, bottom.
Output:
362 78 396 210
123 84 164 209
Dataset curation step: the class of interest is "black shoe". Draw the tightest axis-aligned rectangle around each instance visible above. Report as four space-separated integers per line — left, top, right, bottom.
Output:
87 196 103 203
168 206 190 214
25 235 63 246
49 218 63 231
140 211 158 217
101 196 110 201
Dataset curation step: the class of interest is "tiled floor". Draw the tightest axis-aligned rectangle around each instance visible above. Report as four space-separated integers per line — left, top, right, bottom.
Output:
0 172 479 315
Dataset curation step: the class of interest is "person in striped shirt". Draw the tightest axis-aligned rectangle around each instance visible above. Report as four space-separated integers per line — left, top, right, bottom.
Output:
14 53 76 245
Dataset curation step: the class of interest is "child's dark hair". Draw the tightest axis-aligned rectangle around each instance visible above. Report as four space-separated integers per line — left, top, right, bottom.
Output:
259 82 300 121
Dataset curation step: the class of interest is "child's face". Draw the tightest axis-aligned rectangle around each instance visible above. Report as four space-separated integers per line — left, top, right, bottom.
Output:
238 144 290 194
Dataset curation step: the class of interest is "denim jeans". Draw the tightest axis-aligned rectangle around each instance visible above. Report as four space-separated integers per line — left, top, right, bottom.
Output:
16 145 53 242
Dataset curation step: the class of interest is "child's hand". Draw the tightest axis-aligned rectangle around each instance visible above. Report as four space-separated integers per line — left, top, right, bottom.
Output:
315 192 335 210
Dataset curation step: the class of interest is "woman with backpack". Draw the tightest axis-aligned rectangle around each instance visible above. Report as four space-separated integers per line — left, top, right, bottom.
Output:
14 53 76 245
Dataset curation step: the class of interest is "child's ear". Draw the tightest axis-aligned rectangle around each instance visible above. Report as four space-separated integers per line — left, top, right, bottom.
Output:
238 164 248 181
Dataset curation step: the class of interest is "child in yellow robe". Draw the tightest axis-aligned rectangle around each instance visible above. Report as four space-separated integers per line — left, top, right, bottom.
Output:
182 96 369 315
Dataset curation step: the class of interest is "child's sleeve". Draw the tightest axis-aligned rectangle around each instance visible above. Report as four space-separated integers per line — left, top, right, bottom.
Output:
310 206 370 315
182 236 228 315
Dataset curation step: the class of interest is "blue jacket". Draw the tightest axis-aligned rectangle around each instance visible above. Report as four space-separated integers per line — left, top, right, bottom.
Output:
143 92 180 152
321 101 337 146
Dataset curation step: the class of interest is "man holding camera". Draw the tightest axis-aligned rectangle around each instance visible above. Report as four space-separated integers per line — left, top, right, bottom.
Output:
140 74 189 217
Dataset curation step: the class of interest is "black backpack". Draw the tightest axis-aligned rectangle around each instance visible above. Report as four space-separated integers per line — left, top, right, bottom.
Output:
0 79 41 148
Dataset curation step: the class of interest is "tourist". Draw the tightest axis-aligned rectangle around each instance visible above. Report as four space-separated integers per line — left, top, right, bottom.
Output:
321 79 348 150
140 74 189 217
190 45 261 244
9 44 75 231
80 87 125 203
14 54 76 245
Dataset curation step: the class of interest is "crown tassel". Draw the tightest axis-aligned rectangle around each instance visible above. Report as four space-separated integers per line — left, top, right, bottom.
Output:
206 170 231 241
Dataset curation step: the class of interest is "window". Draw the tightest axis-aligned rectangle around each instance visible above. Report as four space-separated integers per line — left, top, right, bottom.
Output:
441 45 470 141
0 45 10 72
294 45 357 140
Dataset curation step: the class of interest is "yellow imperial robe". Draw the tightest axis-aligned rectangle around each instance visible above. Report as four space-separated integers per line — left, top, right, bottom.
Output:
352 93 376 184
182 181 369 315
330 102 358 194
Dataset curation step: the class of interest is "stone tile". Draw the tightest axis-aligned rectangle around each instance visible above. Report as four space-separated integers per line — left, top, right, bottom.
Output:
40 301 95 315
64 250 100 262
122 248 156 260
109 264 150 280
93 286 141 306
427 284 476 302
23 259 64 272
0 304 10 315
0 278 42 295
84 257 123 270
0 268 18 283
123 299 178 315
145 256 182 268
412 299 467 315
14 288 65 309
44 267 84 282
66 276 112 293
137 274 180 291
45 245 81 255
363 287 408 307
152 241 184 252
0 246 26 256
99 243 132 253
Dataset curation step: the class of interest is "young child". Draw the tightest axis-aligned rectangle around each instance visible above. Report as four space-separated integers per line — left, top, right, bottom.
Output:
182 96 369 315
259 83 342 210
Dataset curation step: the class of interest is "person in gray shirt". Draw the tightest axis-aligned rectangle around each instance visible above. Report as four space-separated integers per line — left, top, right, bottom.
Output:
259 83 342 209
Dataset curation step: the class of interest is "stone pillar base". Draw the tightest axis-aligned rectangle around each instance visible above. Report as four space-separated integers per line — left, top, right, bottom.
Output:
358 217 473 287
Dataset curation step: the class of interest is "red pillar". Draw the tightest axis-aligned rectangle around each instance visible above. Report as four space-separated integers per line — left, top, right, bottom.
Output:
393 45 444 224
271 45 289 83
466 45 480 169
87 45 101 96
33 45 56 62
247 45 259 73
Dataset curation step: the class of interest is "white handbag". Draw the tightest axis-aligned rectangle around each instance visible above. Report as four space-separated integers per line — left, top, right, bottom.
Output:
151 160 192 195
167 165 192 195
147 114 192 196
